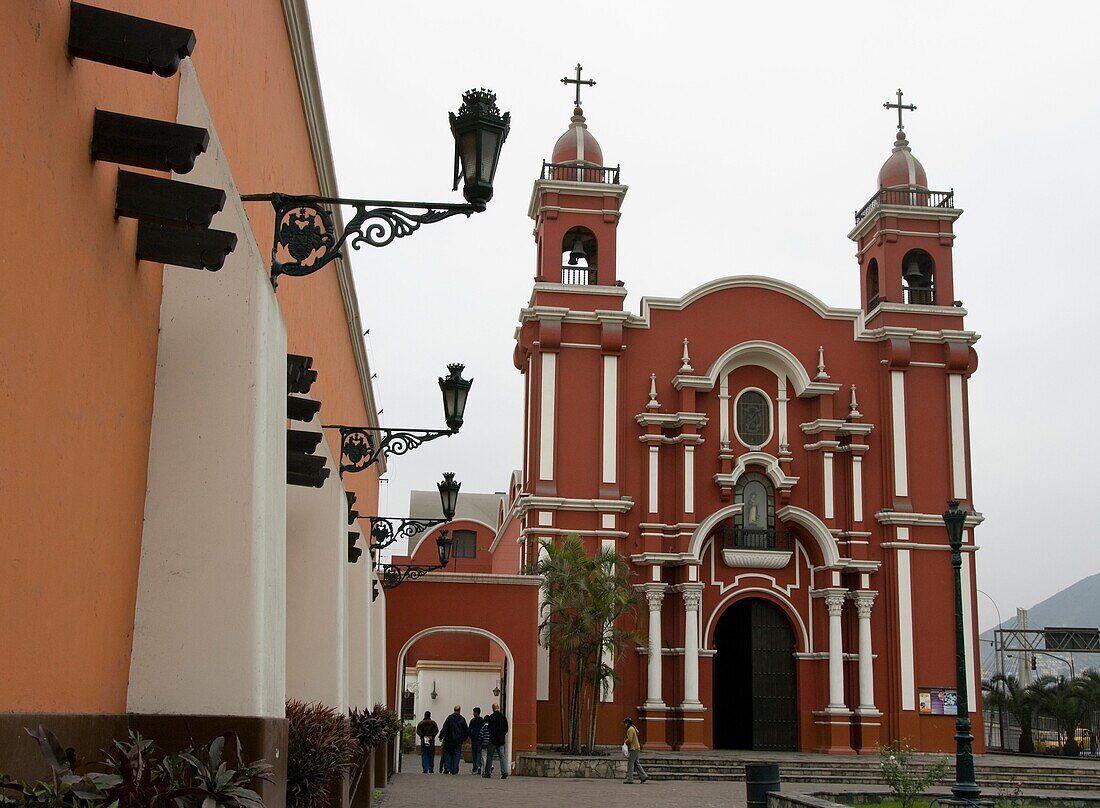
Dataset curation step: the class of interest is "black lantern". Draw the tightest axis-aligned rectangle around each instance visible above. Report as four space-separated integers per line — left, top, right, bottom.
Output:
438 472 461 521
436 531 454 567
439 364 473 432
450 89 511 206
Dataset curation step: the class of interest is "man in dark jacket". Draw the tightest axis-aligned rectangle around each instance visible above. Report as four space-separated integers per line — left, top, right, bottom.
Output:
468 707 485 774
415 711 438 774
482 703 509 779
439 704 468 774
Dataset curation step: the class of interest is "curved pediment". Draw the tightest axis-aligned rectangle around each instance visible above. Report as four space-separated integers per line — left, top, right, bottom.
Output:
637 275 860 324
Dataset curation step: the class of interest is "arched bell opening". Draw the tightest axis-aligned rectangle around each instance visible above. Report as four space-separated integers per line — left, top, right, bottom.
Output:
901 249 935 305
866 258 880 309
560 226 598 285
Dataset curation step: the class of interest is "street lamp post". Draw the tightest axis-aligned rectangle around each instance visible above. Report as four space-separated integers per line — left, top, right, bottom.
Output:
325 364 473 474
943 500 981 800
243 89 509 288
367 472 460 552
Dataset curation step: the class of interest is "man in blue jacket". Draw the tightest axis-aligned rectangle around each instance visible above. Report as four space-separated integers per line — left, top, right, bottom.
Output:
439 704 469 774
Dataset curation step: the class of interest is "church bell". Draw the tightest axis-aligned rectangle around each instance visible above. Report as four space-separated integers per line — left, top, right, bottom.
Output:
567 236 587 266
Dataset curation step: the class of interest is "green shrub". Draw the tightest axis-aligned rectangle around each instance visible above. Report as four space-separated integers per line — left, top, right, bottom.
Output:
0 726 270 808
286 701 359 808
878 743 949 808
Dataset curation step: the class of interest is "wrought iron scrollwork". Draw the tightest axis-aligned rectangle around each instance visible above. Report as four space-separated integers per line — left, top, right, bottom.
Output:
379 563 440 590
240 193 482 287
324 424 456 475
368 516 449 552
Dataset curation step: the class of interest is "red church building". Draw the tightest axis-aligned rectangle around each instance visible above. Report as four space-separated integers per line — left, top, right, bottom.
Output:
388 87 983 757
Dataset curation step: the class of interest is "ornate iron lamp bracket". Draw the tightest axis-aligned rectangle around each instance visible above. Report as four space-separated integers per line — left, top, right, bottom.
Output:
378 563 443 590
368 516 449 553
323 424 457 475
241 193 484 288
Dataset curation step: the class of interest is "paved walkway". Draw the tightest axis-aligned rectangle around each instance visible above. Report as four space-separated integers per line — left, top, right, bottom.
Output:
380 758 759 808
378 754 1100 808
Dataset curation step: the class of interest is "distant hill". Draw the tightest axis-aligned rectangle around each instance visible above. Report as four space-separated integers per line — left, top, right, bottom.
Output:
979 572 1100 678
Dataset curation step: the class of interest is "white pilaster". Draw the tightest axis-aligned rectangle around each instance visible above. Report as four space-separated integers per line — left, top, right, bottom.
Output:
683 445 695 515
948 374 967 499
539 352 557 481
961 543 977 713
643 584 667 708
890 370 909 497
824 590 847 711
536 540 551 700
719 374 730 447
777 376 789 453
681 584 704 709
823 451 835 519
851 455 864 523
896 549 916 710
850 590 878 712
602 355 618 484
648 445 660 514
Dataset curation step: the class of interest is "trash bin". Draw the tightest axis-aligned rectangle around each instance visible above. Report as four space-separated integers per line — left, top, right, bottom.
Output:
745 762 781 808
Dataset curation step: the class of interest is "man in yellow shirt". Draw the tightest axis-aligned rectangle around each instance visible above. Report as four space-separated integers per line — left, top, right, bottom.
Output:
623 717 649 784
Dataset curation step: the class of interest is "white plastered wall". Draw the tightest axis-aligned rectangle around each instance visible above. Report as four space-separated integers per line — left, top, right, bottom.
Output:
412 663 503 724
128 62 287 717
286 420 349 710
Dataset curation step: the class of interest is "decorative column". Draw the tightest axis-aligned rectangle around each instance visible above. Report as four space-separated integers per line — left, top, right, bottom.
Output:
850 591 878 711
643 585 667 708
825 590 847 711
681 584 704 709
813 587 855 754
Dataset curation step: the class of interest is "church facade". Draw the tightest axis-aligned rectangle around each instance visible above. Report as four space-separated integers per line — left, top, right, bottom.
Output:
388 90 984 756
510 95 983 754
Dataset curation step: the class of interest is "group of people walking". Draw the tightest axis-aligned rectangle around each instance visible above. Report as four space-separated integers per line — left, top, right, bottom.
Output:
415 704 510 778
416 708 649 785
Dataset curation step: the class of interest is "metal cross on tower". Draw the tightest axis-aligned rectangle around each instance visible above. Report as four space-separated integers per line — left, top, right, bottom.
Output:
884 88 916 131
561 63 596 107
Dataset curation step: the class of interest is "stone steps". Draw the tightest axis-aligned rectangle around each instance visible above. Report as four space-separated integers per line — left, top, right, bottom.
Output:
633 758 1100 790
517 752 1100 792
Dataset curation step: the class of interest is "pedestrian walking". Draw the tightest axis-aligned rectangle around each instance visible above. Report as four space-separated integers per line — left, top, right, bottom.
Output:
481 702 509 779
622 717 649 784
468 707 485 774
439 704 469 774
415 711 438 774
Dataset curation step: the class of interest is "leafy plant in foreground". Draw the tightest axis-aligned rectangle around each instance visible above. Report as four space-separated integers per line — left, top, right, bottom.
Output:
878 743 949 808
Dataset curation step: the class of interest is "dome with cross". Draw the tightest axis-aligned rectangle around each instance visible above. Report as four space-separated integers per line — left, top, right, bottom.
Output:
551 105 604 166
877 130 928 189
877 89 928 189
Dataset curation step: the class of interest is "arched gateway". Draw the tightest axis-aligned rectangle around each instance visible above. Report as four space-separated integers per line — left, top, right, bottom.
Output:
712 598 798 751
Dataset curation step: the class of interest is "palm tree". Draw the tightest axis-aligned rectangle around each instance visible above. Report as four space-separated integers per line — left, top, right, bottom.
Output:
984 673 1037 753
531 535 640 754
1029 675 1086 756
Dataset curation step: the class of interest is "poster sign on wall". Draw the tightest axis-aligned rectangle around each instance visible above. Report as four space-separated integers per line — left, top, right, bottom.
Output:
918 687 958 715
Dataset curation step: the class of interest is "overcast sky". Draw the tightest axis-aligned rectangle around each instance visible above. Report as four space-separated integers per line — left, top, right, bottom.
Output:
308 1 1100 631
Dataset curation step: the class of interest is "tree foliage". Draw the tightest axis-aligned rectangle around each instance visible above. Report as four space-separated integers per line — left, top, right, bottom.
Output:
530 535 640 754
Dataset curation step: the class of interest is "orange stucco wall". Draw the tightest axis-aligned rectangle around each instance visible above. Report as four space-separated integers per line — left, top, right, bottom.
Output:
0 1 377 714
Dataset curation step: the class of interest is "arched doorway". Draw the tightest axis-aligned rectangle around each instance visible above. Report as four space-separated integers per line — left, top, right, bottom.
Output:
712 598 798 750
393 626 516 770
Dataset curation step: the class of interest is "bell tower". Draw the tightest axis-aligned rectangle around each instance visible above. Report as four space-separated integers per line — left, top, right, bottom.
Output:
849 90 963 327
528 64 627 311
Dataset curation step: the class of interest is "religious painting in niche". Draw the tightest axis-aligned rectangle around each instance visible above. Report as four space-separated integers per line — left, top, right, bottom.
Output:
735 390 770 447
